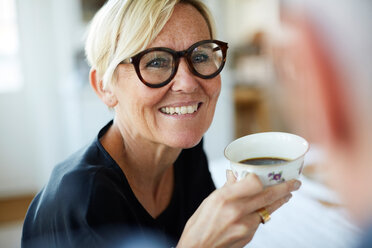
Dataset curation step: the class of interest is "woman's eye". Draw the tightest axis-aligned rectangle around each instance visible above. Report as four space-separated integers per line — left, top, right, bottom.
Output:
145 58 169 68
192 53 209 63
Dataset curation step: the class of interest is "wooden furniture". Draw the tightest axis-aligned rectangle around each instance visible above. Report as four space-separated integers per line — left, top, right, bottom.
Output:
0 195 34 223
234 85 271 138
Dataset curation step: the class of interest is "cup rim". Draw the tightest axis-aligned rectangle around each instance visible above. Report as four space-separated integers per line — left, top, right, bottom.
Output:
224 132 310 168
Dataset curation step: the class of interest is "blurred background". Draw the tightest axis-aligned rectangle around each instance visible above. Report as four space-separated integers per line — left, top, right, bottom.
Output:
0 0 350 247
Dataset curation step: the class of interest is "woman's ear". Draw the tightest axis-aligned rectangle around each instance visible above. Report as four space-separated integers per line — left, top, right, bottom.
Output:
90 68 118 108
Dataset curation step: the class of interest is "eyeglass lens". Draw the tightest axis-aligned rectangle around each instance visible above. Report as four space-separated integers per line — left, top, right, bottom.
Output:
138 42 224 85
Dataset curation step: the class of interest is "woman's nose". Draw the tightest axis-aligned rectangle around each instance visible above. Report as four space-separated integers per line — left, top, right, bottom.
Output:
170 59 199 93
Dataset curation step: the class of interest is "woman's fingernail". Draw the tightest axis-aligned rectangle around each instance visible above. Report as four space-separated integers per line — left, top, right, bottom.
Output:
293 180 301 190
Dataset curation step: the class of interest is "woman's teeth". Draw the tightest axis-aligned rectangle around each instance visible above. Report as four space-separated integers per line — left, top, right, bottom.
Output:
160 104 198 115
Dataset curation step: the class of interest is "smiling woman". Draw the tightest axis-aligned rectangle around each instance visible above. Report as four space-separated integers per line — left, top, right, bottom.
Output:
21 1 299 247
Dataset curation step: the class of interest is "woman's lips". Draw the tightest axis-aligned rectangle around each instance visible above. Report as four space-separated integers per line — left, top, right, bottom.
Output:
159 103 201 115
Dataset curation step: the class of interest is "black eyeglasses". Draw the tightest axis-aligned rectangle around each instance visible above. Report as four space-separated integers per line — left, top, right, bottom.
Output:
120 40 228 88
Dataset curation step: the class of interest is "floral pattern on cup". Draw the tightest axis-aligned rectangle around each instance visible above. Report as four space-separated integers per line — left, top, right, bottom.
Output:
268 171 285 183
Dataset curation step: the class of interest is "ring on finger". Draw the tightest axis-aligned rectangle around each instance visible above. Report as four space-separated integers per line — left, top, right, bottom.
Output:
257 207 271 224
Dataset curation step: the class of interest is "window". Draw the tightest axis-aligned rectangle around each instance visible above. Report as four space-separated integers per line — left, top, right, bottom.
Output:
0 0 22 92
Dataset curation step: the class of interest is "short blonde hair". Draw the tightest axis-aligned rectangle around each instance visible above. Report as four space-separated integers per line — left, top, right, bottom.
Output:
85 0 216 88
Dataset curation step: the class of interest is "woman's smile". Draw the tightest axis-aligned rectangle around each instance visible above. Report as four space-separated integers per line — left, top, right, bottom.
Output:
159 102 202 116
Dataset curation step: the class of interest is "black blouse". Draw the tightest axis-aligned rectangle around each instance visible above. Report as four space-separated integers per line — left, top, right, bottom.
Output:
22 121 216 248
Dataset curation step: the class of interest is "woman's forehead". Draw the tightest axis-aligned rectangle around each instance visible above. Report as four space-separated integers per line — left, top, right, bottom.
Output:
149 4 210 50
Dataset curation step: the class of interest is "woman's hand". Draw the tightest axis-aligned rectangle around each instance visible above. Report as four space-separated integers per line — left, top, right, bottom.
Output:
177 171 301 248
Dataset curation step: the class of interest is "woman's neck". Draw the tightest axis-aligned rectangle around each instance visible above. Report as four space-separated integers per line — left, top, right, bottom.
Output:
100 121 181 218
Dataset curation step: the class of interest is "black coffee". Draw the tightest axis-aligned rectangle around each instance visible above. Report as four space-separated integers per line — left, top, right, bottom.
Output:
239 157 290 165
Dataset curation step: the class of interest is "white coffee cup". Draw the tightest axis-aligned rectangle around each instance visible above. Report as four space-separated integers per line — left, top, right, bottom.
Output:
224 132 309 186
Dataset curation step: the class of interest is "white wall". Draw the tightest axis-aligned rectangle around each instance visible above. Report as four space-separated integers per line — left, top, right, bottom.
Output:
224 0 280 46
0 0 60 197
0 91 40 196
0 0 112 197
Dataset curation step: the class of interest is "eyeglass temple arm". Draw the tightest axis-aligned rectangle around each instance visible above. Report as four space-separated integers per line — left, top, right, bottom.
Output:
212 47 222 52
119 58 133 64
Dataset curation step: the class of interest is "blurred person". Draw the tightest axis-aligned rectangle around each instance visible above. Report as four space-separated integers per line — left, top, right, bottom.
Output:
272 0 372 247
21 0 300 247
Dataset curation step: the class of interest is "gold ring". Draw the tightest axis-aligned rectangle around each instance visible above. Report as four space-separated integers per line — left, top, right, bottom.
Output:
257 207 271 224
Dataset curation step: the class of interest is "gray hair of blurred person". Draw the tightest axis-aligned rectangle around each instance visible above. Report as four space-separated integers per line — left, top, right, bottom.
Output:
85 0 216 89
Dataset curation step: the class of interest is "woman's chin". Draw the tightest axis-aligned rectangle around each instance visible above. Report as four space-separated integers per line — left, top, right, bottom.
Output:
165 135 203 149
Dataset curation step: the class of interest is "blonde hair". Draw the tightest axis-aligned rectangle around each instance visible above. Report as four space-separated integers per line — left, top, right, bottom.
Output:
85 0 216 88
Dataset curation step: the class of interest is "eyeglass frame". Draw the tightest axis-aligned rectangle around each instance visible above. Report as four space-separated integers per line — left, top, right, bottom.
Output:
119 39 228 88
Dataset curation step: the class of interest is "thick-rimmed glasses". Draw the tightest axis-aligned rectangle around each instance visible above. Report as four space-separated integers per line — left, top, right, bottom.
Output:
120 40 228 88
